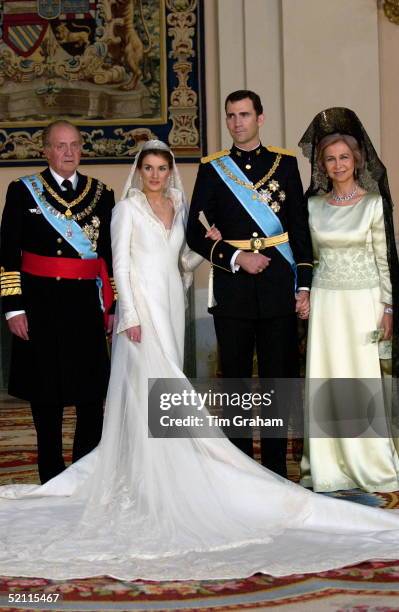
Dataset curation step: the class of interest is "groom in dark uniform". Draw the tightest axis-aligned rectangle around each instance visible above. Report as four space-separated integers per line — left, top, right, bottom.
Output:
0 120 116 483
187 90 313 477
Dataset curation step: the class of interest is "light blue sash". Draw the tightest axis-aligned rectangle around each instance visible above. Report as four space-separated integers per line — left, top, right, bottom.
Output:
21 175 97 260
210 156 296 276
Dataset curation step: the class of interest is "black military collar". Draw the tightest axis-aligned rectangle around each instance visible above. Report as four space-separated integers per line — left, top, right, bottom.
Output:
231 143 262 157
230 143 264 171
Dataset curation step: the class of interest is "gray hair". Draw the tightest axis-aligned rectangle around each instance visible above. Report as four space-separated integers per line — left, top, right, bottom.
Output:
42 120 82 147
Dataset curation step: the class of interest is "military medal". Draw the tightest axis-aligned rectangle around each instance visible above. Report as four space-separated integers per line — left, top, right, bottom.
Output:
257 188 272 203
83 216 100 251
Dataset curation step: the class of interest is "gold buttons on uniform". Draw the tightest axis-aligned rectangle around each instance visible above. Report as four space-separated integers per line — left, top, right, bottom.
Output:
252 232 258 237
56 250 62 256
219 253 223 259
245 164 251 170
56 276 61 281
57 237 62 244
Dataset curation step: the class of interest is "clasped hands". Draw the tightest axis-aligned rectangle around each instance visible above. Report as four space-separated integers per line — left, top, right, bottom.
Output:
236 251 270 275
295 291 310 320
227 252 311 320
380 307 393 341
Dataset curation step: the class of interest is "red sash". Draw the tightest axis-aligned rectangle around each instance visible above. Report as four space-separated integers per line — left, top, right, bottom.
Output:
21 251 113 325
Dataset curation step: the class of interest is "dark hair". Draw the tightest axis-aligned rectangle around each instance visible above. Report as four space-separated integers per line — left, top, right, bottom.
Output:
224 90 263 116
316 133 365 172
136 148 174 169
42 120 82 147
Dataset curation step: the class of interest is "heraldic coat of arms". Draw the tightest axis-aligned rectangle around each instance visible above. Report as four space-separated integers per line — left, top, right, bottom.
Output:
0 0 153 121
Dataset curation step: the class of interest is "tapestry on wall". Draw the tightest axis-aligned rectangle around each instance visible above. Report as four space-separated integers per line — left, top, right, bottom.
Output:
0 0 205 164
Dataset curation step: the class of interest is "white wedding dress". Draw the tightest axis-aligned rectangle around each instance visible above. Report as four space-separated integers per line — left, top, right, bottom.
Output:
0 188 399 582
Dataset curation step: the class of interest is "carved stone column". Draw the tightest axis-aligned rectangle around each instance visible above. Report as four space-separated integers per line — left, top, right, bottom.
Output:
166 0 199 152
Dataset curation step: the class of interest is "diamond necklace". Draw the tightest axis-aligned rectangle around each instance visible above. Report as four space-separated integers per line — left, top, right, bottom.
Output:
332 185 358 202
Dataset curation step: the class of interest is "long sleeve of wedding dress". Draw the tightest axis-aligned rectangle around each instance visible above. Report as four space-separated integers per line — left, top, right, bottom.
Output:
179 204 204 291
179 243 203 293
111 198 140 333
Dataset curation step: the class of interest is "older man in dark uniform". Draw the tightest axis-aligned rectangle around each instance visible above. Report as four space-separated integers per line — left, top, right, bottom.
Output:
0 120 116 483
187 90 313 477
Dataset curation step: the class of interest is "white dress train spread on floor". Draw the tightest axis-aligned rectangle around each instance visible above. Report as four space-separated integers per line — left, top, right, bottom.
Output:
0 189 398 581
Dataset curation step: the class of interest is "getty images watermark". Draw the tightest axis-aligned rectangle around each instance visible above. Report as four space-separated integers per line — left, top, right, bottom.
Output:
148 378 292 438
147 377 399 439
158 387 283 429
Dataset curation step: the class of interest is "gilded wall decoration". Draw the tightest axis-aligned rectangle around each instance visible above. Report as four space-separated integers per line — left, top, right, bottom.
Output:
383 0 399 24
0 0 205 164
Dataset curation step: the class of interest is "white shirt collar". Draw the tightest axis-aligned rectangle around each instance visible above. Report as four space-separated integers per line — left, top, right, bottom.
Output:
49 168 78 190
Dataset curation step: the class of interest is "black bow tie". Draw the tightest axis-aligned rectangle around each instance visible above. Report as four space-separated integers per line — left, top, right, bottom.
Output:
61 179 74 200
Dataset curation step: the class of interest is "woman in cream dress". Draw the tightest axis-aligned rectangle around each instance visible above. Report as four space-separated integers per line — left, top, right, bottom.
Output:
299 108 399 493
0 140 399 581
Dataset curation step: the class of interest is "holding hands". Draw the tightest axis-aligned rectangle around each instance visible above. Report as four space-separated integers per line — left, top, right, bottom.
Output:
296 290 310 319
381 306 393 340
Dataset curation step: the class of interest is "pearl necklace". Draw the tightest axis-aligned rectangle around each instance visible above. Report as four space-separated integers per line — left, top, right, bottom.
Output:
331 185 358 202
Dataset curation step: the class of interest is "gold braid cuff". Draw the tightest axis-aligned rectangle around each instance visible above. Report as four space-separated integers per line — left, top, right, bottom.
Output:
0 269 22 296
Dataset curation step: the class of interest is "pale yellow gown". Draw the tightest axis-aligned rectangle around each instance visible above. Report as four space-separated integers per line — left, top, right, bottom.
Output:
301 193 399 492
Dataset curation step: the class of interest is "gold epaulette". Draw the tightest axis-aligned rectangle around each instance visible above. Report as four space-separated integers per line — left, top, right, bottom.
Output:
97 180 112 192
267 145 296 157
0 268 22 297
201 149 230 164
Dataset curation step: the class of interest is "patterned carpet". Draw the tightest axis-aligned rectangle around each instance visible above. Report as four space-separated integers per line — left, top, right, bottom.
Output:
1 395 399 611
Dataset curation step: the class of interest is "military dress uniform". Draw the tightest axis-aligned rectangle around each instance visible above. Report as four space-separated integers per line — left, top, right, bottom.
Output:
187 144 313 476
0 167 116 482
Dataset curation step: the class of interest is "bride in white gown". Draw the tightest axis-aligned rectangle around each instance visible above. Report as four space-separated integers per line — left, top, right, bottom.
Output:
0 140 398 582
